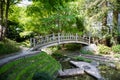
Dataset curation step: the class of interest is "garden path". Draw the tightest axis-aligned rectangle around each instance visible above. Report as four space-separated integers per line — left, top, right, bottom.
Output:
0 47 40 66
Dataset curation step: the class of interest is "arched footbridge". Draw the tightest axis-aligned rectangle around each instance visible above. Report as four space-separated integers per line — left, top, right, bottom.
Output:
30 33 91 51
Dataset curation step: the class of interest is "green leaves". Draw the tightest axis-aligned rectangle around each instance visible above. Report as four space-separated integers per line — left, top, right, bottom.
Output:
25 0 83 34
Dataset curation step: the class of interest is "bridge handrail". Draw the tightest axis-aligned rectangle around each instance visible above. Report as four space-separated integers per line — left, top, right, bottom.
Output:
30 33 90 47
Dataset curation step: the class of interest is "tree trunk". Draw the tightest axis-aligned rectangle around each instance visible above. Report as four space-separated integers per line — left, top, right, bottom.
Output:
4 0 10 38
0 0 4 41
0 0 10 41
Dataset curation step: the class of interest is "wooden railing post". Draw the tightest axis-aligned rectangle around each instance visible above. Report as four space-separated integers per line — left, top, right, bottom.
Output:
58 33 60 44
30 38 33 47
76 33 78 41
52 33 55 40
46 36 48 42
89 36 91 44
33 38 36 47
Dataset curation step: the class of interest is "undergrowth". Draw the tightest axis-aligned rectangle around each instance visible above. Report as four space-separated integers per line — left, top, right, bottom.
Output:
0 39 20 56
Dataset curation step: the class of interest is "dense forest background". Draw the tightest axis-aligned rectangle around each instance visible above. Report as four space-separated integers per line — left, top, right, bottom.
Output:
0 0 120 46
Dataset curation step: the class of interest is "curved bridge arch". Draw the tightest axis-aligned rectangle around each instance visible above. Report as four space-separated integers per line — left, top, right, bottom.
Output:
30 33 90 51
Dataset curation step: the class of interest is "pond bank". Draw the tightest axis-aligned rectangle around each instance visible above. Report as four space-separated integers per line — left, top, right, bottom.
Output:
52 50 120 80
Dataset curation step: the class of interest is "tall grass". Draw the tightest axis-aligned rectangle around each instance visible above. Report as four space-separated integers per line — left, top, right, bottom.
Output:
0 39 20 56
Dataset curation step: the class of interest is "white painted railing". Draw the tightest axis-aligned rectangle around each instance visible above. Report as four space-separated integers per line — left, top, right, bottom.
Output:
30 33 90 49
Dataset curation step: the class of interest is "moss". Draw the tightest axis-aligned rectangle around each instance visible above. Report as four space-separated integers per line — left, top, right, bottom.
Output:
73 56 92 63
0 52 61 80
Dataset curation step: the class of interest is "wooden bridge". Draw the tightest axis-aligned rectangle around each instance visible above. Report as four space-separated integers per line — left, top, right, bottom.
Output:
30 33 90 51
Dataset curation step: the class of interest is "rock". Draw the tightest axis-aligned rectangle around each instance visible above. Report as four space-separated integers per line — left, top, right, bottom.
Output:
63 58 71 62
58 68 84 77
70 61 104 80
108 63 116 68
98 78 105 80
81 44 98 54
83 66 91 69
91 61 99 67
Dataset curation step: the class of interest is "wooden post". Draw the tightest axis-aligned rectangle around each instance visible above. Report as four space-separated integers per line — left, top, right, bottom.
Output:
58 33 60 44
66 33 68 40
52 33 55 41
46 36 48 42
61 33 63 41
76 33 78 41
89 36 91 44
33 38 36 47
30 38 33 47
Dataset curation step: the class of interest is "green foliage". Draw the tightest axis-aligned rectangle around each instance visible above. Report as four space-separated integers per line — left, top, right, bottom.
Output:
65 43 81 51
18 40 30 47
80 50 94 54
24 0 86 35
0 39 20 56
3 0 120 44
98 44 111 54
32 72 53 80
112 45 120 53
73 56 92 63
76 16 85 31
7 5 29 42
52 52 65 60
114 54 120 58
114 62 120 70
0 52 61 80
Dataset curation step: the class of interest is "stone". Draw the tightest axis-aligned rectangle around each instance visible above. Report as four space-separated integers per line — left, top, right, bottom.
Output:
70 61 104 80
91 60 99 67
81 44 98 54
58 68 84 77
63 58 71 62
108 63 116 68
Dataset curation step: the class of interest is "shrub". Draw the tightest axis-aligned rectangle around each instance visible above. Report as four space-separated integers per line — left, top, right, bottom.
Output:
0 39 20 56
19 40 30 47
52 52 65 60
112 45 120 53
80 49 94 54
114 54 120 58
65 43 81 51
98 44 111 54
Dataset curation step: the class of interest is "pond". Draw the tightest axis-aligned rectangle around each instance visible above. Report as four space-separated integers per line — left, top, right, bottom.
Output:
52 52 120 80
57 61 96 80
57 61 120 80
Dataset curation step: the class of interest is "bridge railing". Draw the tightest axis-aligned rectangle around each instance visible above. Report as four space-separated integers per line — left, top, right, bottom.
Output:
30 33 90 47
